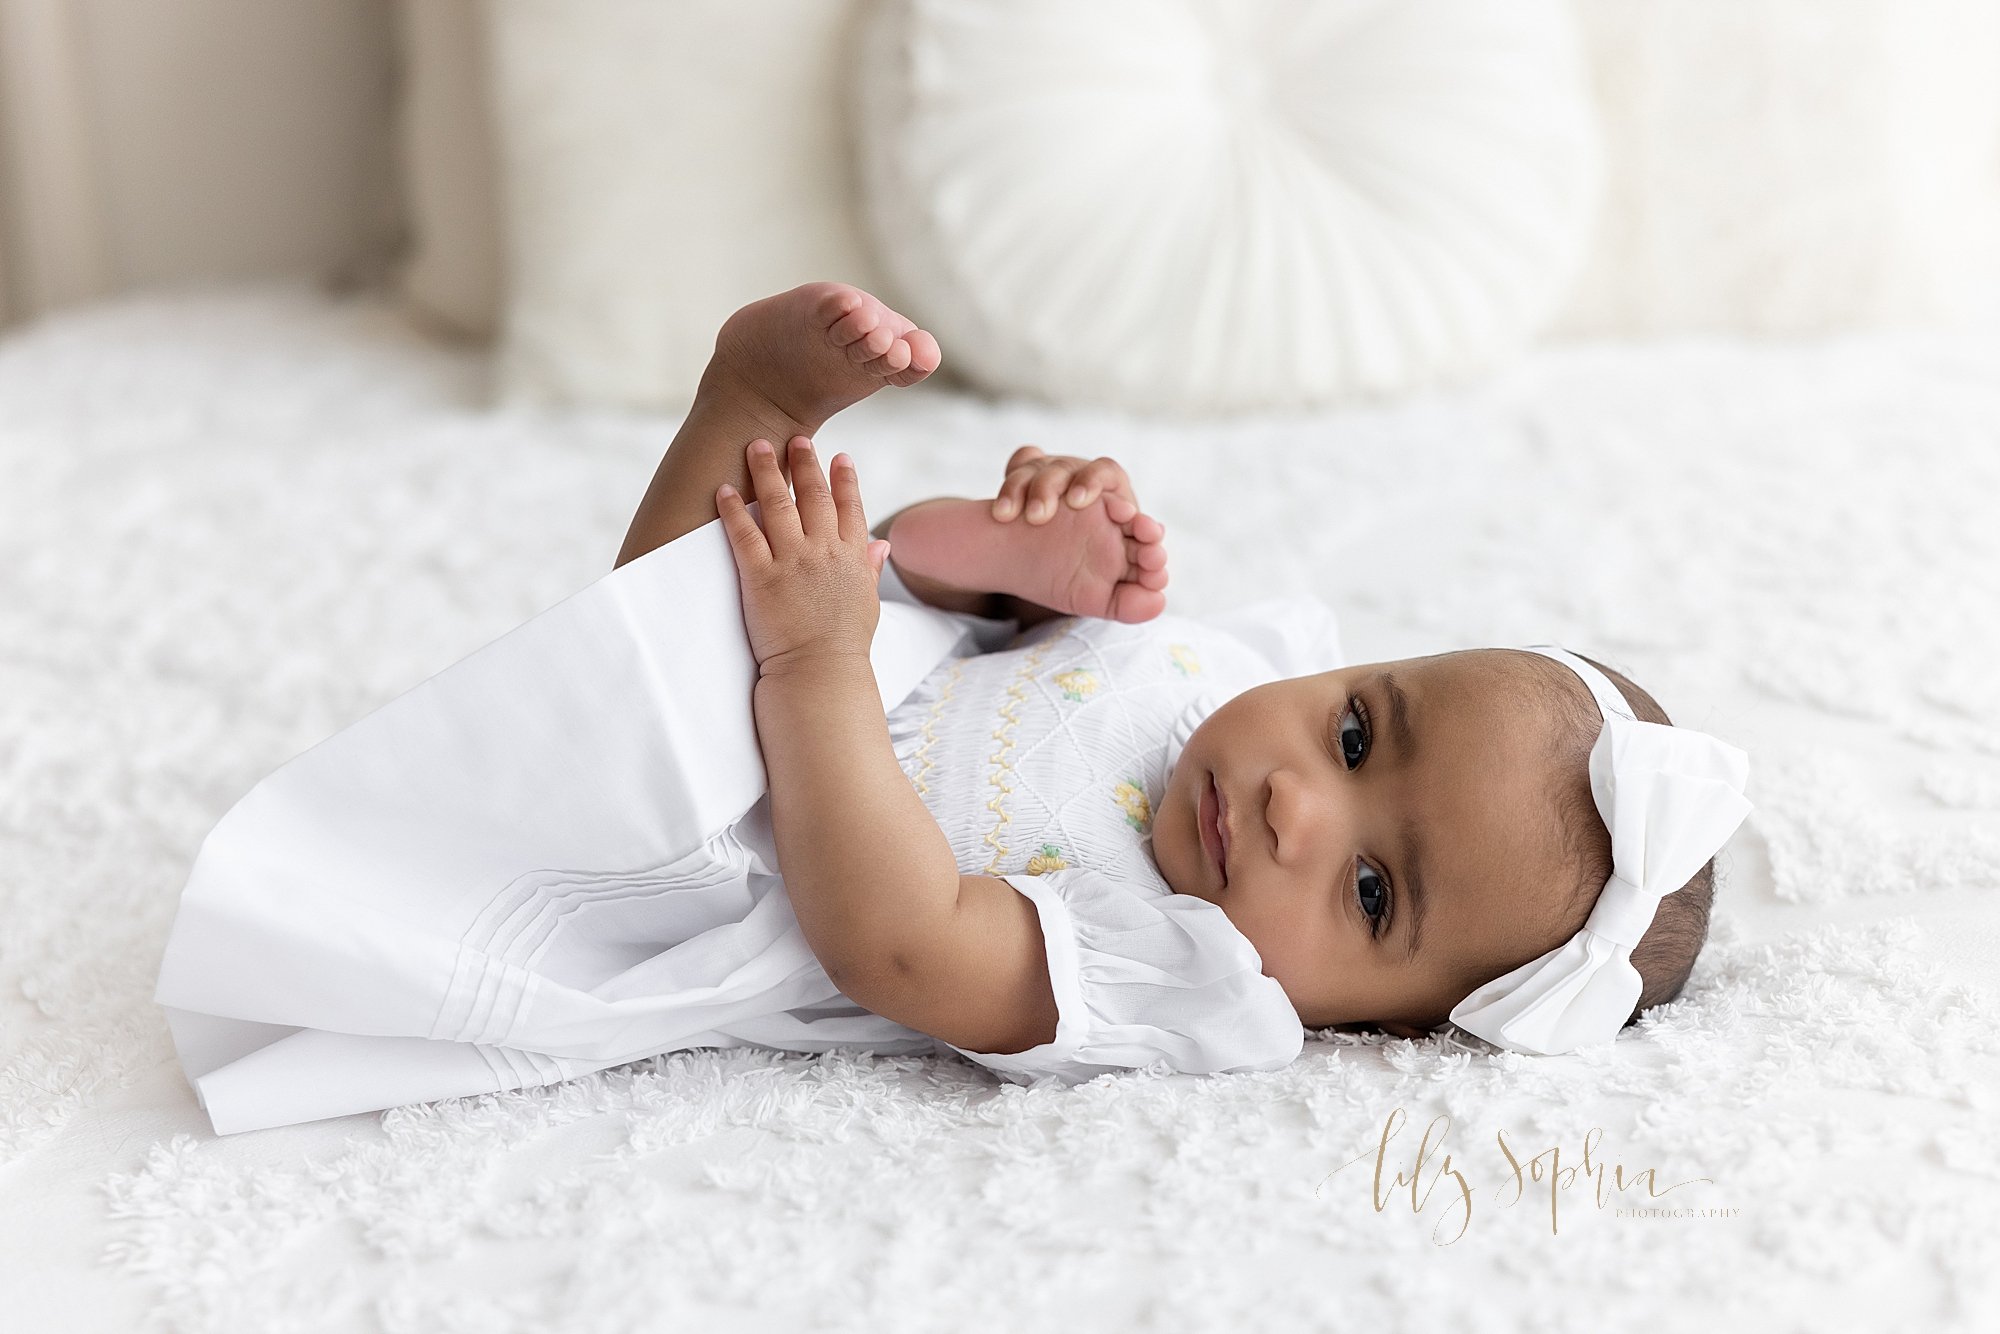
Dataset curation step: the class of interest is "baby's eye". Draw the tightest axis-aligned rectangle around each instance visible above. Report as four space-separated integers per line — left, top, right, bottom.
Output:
1336 700 1371 770
1357 862 1390 936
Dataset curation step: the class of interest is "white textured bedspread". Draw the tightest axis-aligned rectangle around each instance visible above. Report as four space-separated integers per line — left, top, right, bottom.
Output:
3 288 1997 1333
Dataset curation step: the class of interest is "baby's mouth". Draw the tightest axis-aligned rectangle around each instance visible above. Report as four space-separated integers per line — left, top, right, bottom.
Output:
1199 771 1228 889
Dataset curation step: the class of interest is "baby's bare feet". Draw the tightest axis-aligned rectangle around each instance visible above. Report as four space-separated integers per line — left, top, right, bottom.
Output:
615 282 941 570
888 492 1169 624
702 282 941 438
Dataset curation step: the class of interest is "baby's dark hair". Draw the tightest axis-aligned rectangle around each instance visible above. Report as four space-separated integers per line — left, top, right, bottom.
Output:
1524 650 1716 1027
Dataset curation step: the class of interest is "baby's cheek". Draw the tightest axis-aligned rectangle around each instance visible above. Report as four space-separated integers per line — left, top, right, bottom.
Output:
1233 905 1332 1006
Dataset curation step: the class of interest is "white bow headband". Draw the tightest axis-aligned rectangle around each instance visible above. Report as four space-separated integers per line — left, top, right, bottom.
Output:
1444 645 1753 1056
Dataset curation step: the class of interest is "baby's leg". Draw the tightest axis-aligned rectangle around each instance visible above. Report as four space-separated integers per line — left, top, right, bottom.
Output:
614 283 940 568
878 494 1170 625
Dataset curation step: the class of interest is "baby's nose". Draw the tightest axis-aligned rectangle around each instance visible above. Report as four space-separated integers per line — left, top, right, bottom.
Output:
1267 768 1351 868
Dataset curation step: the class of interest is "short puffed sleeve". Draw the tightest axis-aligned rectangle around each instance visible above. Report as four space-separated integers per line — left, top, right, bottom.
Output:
941 867 1304 1084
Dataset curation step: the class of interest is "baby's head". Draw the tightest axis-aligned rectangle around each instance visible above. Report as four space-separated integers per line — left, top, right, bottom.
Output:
1157 648 1717 1044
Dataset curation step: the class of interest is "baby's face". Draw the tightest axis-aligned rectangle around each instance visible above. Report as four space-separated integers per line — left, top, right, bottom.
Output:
1155 649 1581 1036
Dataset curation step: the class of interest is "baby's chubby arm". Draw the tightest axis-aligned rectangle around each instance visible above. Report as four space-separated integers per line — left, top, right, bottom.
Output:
715 437 1060 1055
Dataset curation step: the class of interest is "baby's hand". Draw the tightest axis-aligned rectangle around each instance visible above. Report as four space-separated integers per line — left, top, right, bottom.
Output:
717 436 891 678
990 446 1146 529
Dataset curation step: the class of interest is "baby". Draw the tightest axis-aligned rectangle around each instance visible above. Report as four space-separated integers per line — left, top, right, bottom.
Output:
151 280 1757 1132
615 282 1752 1066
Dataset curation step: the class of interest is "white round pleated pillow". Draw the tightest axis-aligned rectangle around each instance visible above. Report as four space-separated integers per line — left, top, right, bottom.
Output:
856 0 1601 415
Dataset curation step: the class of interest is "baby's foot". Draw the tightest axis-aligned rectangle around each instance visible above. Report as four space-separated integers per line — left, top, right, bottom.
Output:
700 282 942 439
887 492 1170 624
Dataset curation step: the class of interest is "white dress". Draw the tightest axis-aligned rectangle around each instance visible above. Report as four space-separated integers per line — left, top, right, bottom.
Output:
154 511 1344 1134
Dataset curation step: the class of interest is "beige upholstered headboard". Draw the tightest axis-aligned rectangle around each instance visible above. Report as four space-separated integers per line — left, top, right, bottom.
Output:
3 0 1996 392
0 0 401 327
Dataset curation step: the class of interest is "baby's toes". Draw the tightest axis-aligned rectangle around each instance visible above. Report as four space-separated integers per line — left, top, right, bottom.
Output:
845 322 900 364
887 329 941 386
860 336 914 377
1109 581 1168 623
848 324 904 366
1126 535 1168 572
828 301 882 349
1127 511 1164 543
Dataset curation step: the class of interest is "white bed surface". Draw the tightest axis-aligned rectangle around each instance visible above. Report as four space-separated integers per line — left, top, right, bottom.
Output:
3 287 1997 1332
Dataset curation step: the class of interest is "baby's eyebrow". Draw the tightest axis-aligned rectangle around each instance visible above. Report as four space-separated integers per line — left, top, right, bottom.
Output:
1384 671 1416 762
1378 671 1428 960
1399 811 1429 962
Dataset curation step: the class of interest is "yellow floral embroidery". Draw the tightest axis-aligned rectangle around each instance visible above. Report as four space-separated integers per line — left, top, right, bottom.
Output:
1113 778 1152 834
1053 668 1100 703
905 659 964 797
1169 644 1202 678
980 636 1062 874
1026 844 1068 875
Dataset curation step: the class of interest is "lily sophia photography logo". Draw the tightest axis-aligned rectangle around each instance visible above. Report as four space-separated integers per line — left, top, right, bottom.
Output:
1317 1106 1736 1244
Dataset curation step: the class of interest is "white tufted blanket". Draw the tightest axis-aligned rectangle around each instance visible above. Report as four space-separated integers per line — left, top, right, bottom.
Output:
2 287 1997 1332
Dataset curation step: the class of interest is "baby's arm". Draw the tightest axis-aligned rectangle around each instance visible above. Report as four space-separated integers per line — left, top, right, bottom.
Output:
716 437 1060 1056
757 653 1062 1054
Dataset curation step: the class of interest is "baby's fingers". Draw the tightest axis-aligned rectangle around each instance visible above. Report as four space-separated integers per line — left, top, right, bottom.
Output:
1058 457 1131 514
1003 443 1047 475
743 438 801 554
786 436 838 537
994 459 1062 521
1024 461 1095 523
830 451 871 546
715 482 770 568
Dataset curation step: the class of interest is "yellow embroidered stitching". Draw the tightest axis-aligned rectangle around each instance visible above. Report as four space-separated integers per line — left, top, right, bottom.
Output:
1026 843 1068 874
908 658 964 796
981 636 1060 874
1112 777 1152 833
1053 668 1100 702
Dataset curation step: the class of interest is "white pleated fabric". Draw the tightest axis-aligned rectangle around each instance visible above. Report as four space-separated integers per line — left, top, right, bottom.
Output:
155 512 1338 1134
156 511 957 1134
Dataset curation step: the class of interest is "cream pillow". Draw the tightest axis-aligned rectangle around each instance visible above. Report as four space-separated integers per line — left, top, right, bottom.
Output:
486 0 887 410
855 0 1601 414
1551 0 2000 337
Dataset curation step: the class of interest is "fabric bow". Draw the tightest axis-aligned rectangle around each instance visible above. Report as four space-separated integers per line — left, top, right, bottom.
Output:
1446 647 1753 1056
